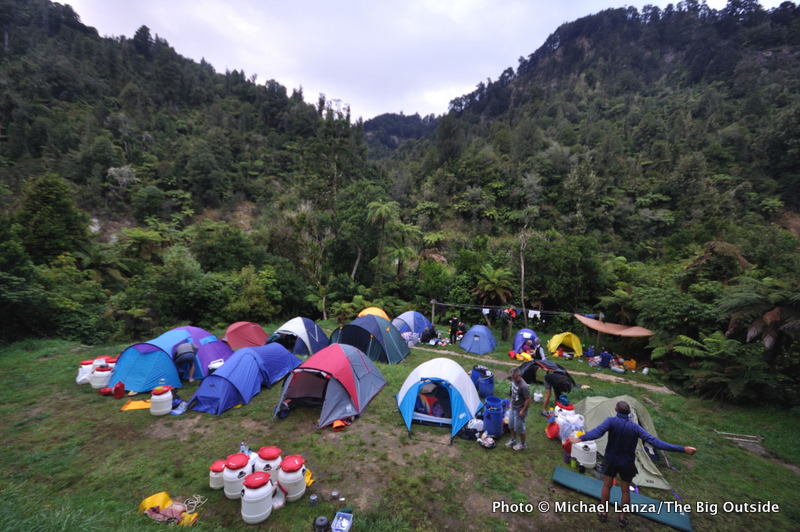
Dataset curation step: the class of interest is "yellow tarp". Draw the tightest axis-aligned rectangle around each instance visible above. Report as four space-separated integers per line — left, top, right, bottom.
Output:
547 332 583 358
121 399 151 411
358 306 390 321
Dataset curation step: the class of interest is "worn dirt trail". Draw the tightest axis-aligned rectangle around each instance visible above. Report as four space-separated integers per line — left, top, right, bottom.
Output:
414 346 676 395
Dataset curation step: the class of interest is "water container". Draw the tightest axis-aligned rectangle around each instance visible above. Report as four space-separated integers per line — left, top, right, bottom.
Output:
89 366 113 389
150 385 173 416
277 455 307 502
76 360 93 385
241 471 276 524
209 459 226 490
478 373 494 399
483 395 503 438
570 440 597 467
224 453 251 500
254 446 282 473
92 358 107 369
107 357 118 370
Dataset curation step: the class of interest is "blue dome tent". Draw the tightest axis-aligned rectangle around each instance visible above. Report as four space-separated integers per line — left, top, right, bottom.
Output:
512 328 539 353
392 311 433 335
459 324 496 355
189 344 301 415
396 358 483 439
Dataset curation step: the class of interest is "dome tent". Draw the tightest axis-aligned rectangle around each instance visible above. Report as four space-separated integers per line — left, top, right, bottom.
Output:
110 325 215 393
459 324 496 355
273 344 386 428
189 344 301 415
396 358 483 439
329 315 410 364
392 311 433 335
512 328 539 353
548 332 583 357
357 306 390 321
223 321 268 350
271 317 329 355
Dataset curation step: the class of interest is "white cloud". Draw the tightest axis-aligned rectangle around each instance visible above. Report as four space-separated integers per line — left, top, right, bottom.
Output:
66 0 790 120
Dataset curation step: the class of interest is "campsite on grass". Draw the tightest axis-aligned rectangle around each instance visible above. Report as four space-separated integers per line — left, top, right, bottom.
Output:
3 1 800 530
2 317 799 531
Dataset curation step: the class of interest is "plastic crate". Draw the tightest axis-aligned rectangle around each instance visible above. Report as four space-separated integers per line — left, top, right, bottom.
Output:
331 511 353 532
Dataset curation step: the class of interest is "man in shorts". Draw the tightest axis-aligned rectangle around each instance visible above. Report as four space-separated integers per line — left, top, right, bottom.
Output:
173 342 197 382
506 368 531 451
569 401 696 528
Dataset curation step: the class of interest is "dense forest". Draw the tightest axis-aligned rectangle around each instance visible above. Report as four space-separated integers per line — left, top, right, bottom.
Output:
1 0 799 404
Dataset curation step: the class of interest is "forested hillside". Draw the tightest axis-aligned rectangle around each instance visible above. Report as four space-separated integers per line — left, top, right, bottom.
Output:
1 0 799 404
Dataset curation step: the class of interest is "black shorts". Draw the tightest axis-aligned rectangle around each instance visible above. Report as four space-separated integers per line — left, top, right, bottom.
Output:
174 352 195 366
604 462 638 483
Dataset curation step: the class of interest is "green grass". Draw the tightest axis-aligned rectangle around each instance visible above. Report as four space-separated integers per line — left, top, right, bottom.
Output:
1 338 799 531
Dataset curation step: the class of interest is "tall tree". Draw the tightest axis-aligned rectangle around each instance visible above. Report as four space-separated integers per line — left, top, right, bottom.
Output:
17 174 89 264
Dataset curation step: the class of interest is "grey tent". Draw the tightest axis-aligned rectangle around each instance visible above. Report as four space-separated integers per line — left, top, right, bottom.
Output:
575 395 673 490
273 343 386 428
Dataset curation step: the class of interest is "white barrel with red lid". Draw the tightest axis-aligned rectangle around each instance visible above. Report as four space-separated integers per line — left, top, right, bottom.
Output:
254 446 282 473
277 455 307 502
76 360 93 385
209 459 226 490
149 385 173 416
241 471 276 524
89 366 113 389
223 453 251 499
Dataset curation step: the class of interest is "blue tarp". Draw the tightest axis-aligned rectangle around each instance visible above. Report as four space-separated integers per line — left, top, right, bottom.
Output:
190 344 301 415
459 324 497 355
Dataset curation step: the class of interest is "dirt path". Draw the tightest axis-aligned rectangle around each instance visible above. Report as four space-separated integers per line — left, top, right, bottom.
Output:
414 346 676 395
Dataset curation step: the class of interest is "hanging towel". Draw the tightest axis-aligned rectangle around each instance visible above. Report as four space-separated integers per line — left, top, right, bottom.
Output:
482 308 490 315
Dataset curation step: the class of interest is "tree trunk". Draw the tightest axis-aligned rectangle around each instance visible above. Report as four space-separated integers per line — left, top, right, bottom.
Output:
482 298 492 327
322 293 328 321
520 234 527 327
350 245 362 280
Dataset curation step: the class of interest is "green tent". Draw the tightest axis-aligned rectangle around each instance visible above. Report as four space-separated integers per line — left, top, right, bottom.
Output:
575 395 672 490
329 315 410 364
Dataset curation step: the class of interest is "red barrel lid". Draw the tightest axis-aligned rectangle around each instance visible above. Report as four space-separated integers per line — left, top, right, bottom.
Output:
209 459 226 473
257 446 282 461
151 385 171 395
80 360 94 366
243 471 272 489
280 455 304 472
95 366 113 372
108 357 118 364
226 453 250 470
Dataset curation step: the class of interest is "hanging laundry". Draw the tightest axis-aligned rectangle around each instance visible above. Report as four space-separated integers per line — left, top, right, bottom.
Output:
482 308 490 315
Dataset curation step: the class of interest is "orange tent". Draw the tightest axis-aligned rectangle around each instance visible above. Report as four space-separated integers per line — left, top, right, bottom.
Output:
357 307 390 321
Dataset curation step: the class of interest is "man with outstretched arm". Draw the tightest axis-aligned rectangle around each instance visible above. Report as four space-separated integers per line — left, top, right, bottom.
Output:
568 400 696 528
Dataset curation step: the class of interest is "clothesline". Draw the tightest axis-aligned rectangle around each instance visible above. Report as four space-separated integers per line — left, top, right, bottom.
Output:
430 299 593 318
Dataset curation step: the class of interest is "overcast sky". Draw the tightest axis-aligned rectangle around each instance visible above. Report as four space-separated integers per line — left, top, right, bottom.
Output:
66 0 785 120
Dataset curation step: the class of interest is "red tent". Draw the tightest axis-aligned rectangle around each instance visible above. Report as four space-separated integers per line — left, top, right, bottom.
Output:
274 344 386 428
224 321 268 350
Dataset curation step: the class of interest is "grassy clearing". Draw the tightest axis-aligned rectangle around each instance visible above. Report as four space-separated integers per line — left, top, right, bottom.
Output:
1 337 798 531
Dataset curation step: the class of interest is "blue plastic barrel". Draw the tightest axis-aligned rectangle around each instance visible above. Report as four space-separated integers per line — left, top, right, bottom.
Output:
484 395 503 437
477 375 494 398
